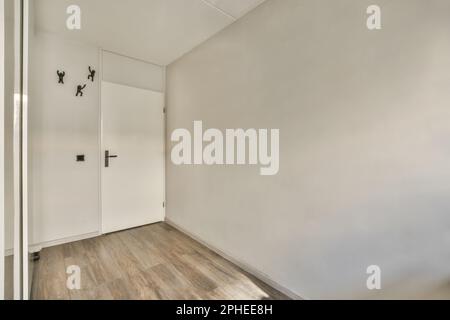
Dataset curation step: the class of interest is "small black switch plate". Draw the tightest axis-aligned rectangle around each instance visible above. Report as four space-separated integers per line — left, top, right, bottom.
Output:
76 155 85 162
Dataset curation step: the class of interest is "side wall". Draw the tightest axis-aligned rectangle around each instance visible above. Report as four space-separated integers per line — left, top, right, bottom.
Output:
166 0 450 299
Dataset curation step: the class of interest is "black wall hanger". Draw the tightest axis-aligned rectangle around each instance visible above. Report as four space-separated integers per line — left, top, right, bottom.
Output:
88 66 96 82
57 70 66 84
76 84 86 97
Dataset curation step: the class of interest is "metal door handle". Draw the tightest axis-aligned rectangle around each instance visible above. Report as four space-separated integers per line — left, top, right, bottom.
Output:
105 150 118 168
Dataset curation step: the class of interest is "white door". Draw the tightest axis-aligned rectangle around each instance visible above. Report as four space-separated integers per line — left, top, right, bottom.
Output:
101 81 165 234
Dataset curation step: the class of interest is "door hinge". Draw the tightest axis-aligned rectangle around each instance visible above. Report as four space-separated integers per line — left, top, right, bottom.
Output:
163 107 166 114
163 201 165 208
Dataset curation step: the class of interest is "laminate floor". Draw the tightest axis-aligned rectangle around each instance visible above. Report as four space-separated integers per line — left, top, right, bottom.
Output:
31 222 289 300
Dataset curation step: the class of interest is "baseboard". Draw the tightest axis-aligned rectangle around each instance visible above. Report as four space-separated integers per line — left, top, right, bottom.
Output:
32 231 101 251
165 218 303 300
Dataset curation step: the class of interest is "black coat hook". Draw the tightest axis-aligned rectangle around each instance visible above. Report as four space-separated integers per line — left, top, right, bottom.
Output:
57 70 66 84
88 66 96 82
76 84 86 97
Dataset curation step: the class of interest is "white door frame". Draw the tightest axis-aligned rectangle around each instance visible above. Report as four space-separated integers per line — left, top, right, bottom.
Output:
12 0 22 301
21 0 29 300
0 0 5 301
98 51 166 235
12 0 29 300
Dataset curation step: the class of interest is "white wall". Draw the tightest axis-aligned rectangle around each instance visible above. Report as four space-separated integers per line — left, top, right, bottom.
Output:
29 32 166 246
102 51 164 92
30 32 100 244
166 0 450 299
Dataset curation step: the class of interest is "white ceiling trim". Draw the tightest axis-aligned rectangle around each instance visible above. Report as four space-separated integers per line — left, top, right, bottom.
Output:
202 0 266 21
200 0 237 20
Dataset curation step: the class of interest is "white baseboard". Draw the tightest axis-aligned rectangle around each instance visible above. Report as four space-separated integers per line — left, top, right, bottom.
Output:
32 232 101 251
165 218 303 300
7 231 100 255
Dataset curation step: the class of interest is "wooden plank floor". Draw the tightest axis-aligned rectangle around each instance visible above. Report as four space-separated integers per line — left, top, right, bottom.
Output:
31 223 289 300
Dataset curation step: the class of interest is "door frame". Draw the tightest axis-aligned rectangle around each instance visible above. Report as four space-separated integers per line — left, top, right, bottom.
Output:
21 0 30 300
0 0 5 301
12 0 30 300
12 0 22 300
98 50 166 235
98 49 104 235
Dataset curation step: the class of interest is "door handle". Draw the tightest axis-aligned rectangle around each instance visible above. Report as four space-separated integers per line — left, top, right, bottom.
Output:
105 150 118 168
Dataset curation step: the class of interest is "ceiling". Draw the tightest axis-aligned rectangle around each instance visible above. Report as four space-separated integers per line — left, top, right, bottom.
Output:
34 0 266 66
